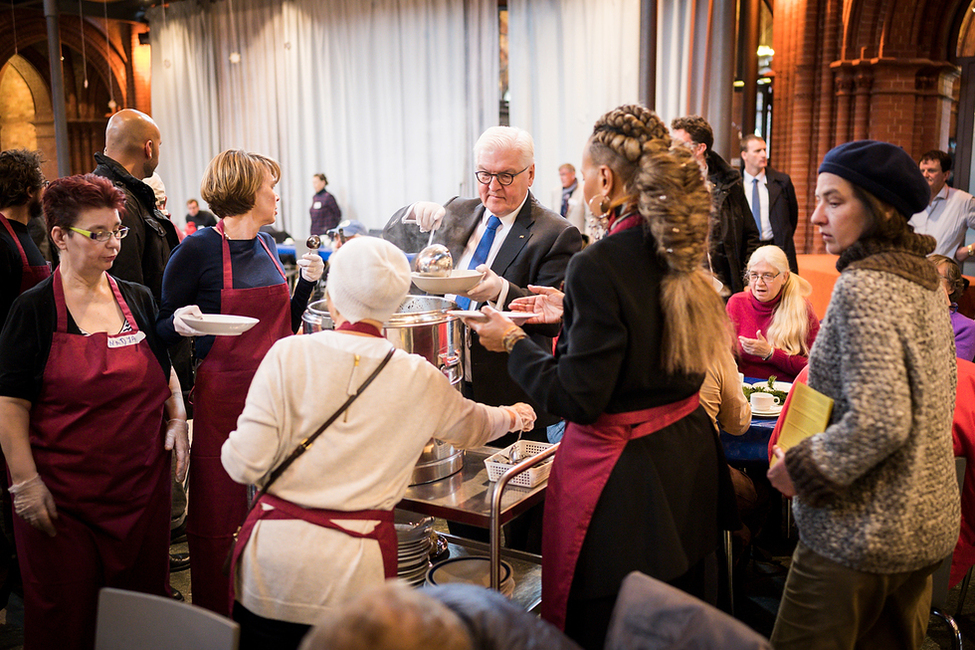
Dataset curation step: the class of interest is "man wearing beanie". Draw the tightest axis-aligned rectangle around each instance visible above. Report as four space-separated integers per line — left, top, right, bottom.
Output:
767 140 959 650
221 236 535 648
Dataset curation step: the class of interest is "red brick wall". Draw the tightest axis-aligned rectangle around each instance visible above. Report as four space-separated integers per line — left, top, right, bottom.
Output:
772 0 966 255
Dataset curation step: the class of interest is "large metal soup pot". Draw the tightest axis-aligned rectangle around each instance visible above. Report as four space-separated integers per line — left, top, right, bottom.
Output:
302 296 464 485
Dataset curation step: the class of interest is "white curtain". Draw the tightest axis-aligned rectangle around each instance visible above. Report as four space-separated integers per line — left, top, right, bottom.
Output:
507 0 641 214
656 0 738 159
147 0 498 235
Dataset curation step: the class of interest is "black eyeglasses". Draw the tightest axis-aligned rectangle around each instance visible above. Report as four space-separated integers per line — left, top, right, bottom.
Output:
475 165 530 186
746 271 781 283
68 226 130 242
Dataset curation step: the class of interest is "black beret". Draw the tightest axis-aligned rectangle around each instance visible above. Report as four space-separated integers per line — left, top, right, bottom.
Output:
818 140 929 219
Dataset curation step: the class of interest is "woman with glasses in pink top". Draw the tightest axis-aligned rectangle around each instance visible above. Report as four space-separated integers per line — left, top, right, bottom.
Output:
726 245 820 381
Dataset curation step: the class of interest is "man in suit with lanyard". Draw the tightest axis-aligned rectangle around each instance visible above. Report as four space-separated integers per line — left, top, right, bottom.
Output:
741 134 800 273
383 126 582 446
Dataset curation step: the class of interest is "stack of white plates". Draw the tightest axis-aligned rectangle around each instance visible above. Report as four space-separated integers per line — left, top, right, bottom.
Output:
425 556 515 598
396 522 433 587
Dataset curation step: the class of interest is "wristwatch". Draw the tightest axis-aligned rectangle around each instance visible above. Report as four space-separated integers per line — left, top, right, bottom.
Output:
968 243 974 258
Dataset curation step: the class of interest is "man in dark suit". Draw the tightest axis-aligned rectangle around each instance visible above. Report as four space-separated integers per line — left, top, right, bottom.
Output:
740 135 799 273
671 116 760 295
383 126 582 445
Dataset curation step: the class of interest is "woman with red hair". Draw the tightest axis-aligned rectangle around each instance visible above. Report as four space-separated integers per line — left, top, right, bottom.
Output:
0 174 187 649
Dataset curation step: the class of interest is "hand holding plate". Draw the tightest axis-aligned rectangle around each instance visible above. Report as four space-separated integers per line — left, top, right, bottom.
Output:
463 265 503 303
510 285 564 324
173 305 207 337
463 305 517 353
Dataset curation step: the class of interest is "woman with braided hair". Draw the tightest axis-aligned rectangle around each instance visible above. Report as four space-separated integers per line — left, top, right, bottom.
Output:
465 104 738 649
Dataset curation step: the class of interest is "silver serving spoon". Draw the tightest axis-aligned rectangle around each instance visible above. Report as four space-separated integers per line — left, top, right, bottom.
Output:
413 244 453 277
306 235 322 250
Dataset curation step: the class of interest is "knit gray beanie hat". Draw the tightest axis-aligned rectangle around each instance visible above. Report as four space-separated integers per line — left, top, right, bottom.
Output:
326 237 410 324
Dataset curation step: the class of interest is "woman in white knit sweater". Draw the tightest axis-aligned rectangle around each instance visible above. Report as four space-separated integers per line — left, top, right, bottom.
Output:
767 141 959 649
221 237 535 650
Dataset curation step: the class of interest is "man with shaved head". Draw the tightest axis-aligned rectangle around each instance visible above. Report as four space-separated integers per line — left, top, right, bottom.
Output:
93 110 189 590
93 109 179 300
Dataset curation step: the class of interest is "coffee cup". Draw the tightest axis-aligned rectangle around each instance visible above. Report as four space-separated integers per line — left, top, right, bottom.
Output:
750 392 781 411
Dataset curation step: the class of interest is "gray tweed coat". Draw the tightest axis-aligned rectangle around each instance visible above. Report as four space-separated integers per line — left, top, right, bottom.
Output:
785 250 960 573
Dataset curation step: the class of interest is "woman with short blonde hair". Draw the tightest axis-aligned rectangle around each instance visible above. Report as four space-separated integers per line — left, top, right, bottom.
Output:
155 149 323 617
726 245 820 381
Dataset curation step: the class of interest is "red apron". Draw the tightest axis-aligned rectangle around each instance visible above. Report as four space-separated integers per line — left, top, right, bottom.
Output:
540 393 700 631
14 270 171 650
186 221 292 616
231 493 397 583
0 212 50 293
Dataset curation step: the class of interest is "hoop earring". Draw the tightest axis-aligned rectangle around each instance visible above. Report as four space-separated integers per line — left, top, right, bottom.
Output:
588 193 612 219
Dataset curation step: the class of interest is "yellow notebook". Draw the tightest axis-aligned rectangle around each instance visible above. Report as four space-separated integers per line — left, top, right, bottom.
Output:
770 382 834 466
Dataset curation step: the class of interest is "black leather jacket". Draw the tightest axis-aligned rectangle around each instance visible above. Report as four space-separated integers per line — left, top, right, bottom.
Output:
706 150 761 295
93 152 180 302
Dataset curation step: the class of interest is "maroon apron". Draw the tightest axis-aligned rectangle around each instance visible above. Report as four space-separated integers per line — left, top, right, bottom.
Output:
0 212 50 293
231 493 397 583
541 393 700 630
186 221 292 616
14 270 171 650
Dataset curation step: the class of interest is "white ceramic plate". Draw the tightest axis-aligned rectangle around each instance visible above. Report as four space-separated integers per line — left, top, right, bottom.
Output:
181 314 259 336
743 381 793 394
411 270 483 295
447 310 542 325
751 404 784 418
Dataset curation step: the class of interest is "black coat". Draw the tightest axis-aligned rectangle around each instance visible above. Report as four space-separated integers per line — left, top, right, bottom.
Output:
92 153 180 303
707 151 761 295
383 192 582 438
765 166 800 273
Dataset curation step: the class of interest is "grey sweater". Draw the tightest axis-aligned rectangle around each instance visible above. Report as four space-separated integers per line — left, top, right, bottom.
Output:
785 249 960 574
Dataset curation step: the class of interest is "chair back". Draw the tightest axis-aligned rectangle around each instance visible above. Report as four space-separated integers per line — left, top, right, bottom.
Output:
95 587 240 650
604 571 772 650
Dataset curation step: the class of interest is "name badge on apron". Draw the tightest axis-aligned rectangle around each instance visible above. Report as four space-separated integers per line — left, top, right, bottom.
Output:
313 201 322 209
107 330 147 349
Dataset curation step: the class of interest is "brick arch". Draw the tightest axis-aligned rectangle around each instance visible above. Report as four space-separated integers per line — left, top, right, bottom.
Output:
771 0 965 255
0 12 128 108
841 0 971 61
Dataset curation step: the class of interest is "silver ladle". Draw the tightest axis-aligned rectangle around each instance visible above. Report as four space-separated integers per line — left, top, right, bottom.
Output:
413 244 453 277
306 235 322 250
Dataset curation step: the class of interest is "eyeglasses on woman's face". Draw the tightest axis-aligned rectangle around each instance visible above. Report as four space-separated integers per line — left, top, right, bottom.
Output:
68 226 130 242
474 165 530 186
747 271 781 284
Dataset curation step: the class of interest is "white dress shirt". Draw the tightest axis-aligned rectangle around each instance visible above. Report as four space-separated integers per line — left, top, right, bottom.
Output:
454 191 529 308
909 185 975 257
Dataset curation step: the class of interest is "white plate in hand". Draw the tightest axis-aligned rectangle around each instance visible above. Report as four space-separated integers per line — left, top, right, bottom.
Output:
411 270 483 295
181 314 259 336
448 310 542 325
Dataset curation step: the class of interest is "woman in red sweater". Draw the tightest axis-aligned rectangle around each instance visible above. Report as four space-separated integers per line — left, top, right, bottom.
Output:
726 245 820 381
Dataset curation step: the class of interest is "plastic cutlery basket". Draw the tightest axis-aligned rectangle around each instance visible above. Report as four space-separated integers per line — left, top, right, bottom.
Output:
484 441 555 488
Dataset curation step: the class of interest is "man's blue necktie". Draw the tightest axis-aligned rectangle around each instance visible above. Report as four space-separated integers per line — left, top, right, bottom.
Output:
751 178 763 234
455 215 502 310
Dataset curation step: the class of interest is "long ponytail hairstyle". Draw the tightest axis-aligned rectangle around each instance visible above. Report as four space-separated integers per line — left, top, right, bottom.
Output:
589 105 732 375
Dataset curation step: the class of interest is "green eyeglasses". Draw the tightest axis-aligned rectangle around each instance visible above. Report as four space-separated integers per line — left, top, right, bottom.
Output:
68 226 130 242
